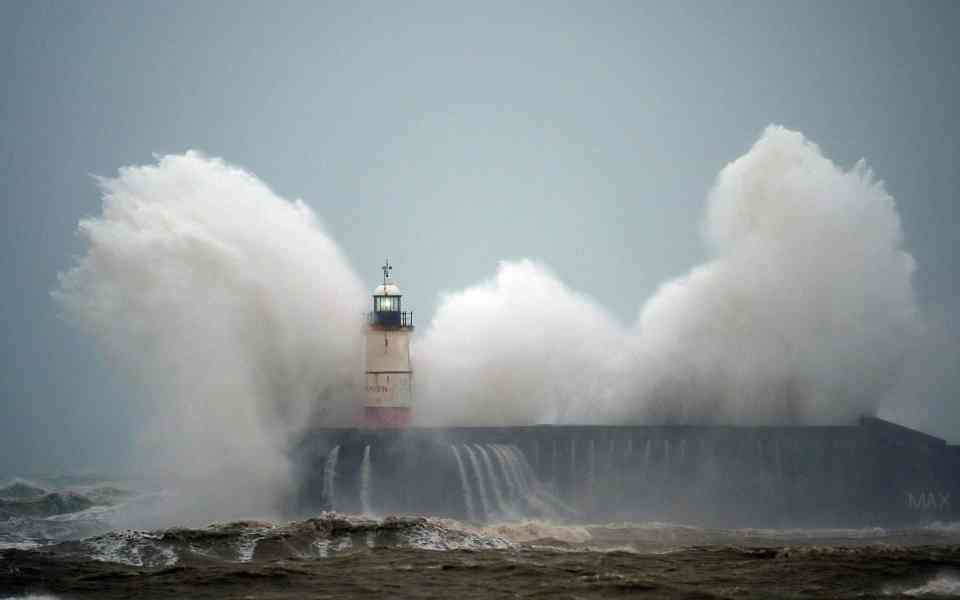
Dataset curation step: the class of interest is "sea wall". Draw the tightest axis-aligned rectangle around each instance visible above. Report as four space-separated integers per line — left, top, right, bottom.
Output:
294 418 959 527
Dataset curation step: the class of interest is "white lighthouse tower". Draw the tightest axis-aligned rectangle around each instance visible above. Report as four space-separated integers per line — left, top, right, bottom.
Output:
364 260 414 427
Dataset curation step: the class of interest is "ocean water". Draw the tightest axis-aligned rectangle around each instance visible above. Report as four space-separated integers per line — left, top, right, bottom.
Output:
2 478 960 599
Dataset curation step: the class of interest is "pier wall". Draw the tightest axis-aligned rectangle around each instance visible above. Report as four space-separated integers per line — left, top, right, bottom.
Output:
295 418 959 527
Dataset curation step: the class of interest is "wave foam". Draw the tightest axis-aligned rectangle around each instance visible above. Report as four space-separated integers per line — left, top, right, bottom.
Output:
902 574 960 597
37 514 513 566
479 520 592 544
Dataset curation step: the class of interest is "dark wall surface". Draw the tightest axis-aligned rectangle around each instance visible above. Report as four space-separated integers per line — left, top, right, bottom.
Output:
295 418 959 527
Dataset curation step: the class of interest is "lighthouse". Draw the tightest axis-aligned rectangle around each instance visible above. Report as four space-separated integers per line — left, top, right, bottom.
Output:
364 260 414 427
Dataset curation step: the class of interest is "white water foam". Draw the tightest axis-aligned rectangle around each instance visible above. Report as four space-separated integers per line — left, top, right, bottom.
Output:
235 532 266 563
0 540 43 550
84 530 178 568
313 538 330 559
406 518 513 551
901 574 960 597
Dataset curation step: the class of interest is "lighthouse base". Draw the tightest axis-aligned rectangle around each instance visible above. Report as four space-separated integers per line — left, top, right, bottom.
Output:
363 406 411 428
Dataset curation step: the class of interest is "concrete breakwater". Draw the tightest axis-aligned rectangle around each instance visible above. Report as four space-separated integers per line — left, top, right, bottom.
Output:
295 417 959 527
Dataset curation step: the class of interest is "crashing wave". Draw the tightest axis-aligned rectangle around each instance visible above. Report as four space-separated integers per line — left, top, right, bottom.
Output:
0 479 139 521
0 480 49 500
39 514 513 567
0 482 154 550
0 492 94 519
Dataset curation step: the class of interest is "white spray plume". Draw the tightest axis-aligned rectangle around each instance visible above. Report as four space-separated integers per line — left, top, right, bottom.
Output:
628 126 919 424
414 260 624 425
55 151 366 525
417 126 921 425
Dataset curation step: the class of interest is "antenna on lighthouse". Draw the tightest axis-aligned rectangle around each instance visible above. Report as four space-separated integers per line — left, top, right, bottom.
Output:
382 259 392 285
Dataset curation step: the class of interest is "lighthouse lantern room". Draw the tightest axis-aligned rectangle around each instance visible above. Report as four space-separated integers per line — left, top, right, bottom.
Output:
365 260 414 427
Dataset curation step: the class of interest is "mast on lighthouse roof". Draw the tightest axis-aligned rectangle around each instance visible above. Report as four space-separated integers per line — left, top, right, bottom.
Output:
365 260 414 427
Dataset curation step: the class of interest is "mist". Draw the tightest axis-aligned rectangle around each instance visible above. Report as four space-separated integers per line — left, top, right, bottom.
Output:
417 126 921 426
55 152 366 525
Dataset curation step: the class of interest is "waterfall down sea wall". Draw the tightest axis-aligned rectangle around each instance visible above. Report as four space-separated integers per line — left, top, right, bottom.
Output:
295 418 960 527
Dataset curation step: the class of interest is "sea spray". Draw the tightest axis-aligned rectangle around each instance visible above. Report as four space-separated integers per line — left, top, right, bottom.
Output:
628 127 919 425
415 126 920 427
463 445 491 521
475 445 509 517
322 446 341 512
415 260 623 425
359 445 372 515
55 152 366 526
451 445 477 521
491 445 523 503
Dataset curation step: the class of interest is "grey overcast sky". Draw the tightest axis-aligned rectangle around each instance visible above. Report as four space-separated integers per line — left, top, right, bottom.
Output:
2 1 958 475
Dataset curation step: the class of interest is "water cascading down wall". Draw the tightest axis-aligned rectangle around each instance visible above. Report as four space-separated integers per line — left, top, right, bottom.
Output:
295 419 960 527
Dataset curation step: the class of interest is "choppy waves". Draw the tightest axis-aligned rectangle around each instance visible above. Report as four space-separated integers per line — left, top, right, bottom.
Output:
4 511 960 600
10 511 960 568
6 477 960 600
40 514 513 568
4 523 960 600
0 478 151 549
577 521 960 550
